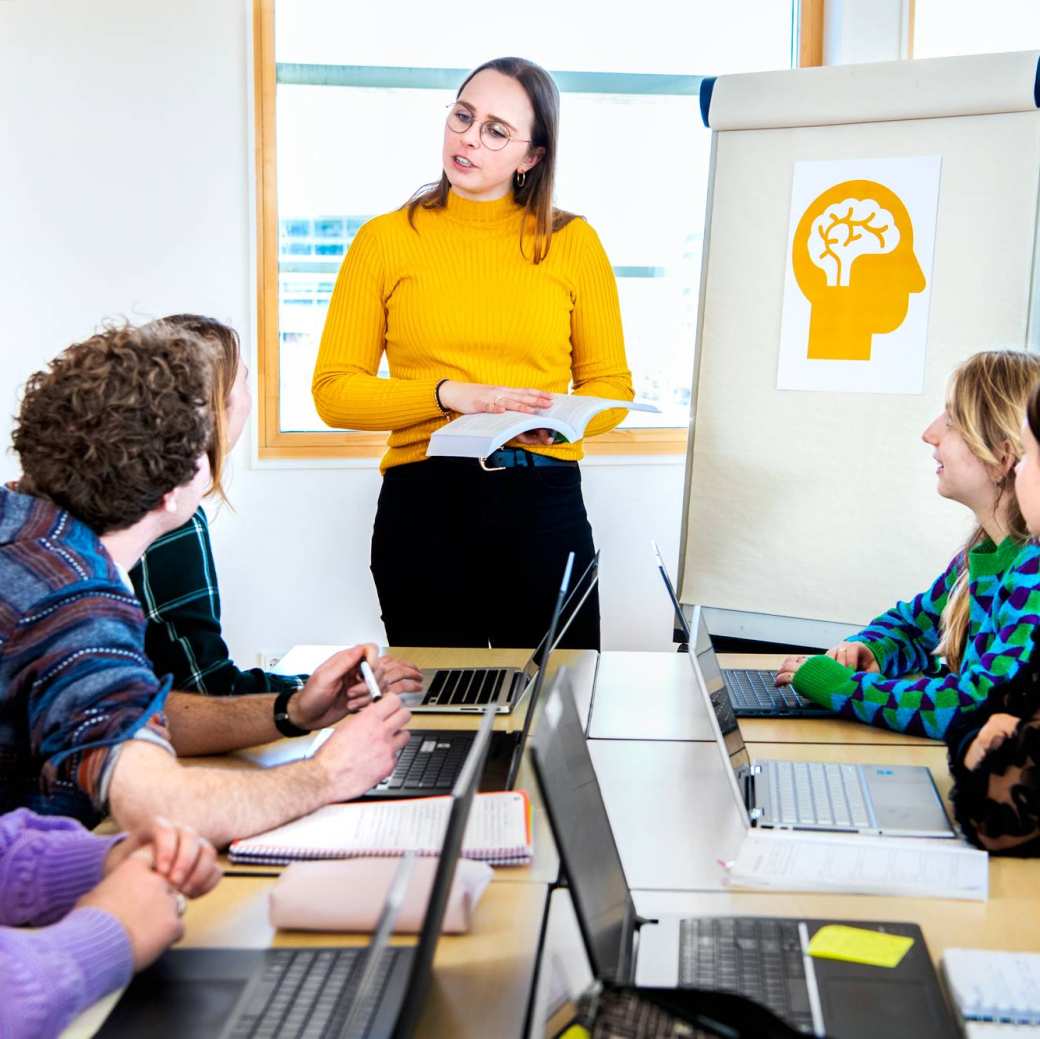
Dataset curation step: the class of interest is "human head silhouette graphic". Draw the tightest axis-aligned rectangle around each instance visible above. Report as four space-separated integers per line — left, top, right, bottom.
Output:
792 178 926 361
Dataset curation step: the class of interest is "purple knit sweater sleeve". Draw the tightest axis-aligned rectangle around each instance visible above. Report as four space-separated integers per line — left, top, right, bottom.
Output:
0 909 132 1039
0 810 133 1037
0 808 123 925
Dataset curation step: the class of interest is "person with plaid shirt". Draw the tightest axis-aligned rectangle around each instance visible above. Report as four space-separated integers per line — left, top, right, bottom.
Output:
129 315 421 700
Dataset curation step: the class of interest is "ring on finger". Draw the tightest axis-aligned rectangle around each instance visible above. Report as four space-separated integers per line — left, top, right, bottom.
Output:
175 893 188 917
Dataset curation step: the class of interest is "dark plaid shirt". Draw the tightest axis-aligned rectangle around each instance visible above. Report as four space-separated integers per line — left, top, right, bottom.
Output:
0 488 171 825
130 508 305 695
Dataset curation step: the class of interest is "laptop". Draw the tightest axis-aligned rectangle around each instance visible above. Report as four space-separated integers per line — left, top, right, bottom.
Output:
652 541 829 719
529 674 959 1039
355 552 578 800
402 551 599 714
97 691 499 1039
688 606 955 838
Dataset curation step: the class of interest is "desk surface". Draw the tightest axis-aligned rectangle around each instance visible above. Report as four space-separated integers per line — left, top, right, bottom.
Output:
589 651 939 746
68 878 548 1039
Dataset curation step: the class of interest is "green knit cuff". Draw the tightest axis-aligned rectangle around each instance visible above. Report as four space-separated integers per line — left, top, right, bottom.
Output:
792 655 855 705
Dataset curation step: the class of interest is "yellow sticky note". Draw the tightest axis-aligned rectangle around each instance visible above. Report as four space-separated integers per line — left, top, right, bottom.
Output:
807 925 914 969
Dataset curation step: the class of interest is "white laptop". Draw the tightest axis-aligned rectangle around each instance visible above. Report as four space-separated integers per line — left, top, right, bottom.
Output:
688 607 956 839
402 552 599 715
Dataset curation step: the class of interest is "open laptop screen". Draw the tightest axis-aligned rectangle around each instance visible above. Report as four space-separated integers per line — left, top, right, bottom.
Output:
392 689 498 1035
691 607 751 775
530 673 636 987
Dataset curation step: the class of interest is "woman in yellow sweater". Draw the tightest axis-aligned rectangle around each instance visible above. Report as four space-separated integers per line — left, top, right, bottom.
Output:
312 56 633 649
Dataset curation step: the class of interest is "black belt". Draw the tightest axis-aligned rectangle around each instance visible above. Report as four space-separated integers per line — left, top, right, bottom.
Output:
482 448 576 470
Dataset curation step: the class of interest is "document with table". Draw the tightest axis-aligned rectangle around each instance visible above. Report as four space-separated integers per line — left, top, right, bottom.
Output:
725 829 989 900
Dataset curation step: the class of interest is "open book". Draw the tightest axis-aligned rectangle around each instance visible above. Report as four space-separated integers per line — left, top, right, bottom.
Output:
228 791 533 867
426 393 660 459
724 830 989 901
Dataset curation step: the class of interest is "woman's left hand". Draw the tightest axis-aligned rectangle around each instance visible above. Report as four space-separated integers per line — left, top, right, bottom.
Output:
514 429 555 446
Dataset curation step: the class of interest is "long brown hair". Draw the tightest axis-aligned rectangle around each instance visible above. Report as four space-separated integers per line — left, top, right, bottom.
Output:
936 349 1040 670
154 314 240 504
406 56 575 264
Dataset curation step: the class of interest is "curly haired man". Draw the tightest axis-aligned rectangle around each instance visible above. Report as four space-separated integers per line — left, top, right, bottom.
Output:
1 323 412 846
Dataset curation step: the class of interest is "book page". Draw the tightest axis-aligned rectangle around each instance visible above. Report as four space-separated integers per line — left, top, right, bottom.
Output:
727 830 988 901
426 393 660 458
229 791 531 862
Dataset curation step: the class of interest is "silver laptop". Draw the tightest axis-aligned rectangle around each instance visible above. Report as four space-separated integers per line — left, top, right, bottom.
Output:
402 552 599 715
529 674 959 1039
688 607 955 839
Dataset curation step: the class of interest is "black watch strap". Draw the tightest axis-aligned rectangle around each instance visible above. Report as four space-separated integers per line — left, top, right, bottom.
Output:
273 687 308 738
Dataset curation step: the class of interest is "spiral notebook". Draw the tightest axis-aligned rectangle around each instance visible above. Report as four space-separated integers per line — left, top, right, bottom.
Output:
943 949 1040 1035
228 790 533 867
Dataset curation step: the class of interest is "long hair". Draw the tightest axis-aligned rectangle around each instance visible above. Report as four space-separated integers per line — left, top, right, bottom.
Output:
154 314 241 504
406 56 575 264
936 349 1040 670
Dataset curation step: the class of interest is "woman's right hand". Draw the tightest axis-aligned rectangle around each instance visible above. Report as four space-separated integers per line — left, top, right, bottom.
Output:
438 381 553 416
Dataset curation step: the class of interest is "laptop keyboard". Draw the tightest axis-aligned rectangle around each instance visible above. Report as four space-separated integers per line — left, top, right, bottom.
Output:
723 669 807 711
376 730 474 791
224 947 403 1039
424 668 510 707
678 917 814 1034
764 760 871 829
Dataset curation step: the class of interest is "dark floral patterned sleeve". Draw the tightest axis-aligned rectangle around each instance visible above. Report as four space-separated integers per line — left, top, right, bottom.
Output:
948 709 1040 855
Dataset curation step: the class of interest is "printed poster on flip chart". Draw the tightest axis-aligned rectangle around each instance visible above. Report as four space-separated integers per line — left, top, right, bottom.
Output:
777 155 941 395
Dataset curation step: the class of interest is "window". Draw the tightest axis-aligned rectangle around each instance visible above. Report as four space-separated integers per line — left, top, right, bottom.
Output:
913 0 1040 59
255 0 810 458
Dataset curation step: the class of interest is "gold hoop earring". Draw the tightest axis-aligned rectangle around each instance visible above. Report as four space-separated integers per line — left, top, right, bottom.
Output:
514 169 526 188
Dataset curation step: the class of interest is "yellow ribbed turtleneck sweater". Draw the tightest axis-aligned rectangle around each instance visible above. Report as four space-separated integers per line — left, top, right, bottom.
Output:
312 190 634 471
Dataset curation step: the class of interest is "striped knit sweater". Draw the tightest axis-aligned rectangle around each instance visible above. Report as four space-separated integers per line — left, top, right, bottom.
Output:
312 190 634 471
0 487 171 825
793 536 1040 738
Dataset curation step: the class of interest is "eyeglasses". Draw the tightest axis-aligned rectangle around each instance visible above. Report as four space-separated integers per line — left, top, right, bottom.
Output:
445 104 531 151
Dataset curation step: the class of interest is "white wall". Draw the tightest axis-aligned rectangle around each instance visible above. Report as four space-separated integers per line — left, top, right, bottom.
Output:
0 0 688 663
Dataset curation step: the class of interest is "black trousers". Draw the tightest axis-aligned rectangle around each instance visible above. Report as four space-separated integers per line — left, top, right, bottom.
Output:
371 457 600 650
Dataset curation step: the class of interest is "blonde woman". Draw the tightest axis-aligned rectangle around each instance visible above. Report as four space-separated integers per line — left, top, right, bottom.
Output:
776 350 1040 738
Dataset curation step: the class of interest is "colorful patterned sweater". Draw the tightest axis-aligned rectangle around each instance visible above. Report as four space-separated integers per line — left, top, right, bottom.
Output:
130 508 305 695
0 810 132 1039
792 537 1040 738
0 487 172 825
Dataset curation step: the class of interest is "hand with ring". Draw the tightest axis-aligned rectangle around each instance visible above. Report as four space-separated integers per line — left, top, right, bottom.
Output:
774 653 809 687
437 380 553 416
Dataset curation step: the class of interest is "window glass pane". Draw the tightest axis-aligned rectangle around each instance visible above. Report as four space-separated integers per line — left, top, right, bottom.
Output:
914 0 1040 59
276 0 792 76
271 3 792 436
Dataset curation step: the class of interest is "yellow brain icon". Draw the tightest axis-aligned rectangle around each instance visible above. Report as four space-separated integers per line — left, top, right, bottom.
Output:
793 179 925 362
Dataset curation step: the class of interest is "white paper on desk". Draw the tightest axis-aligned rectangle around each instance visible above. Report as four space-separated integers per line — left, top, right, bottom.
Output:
725 830 988 901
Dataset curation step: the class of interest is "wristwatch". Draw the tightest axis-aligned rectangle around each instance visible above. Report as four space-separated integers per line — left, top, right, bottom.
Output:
273 687 309 738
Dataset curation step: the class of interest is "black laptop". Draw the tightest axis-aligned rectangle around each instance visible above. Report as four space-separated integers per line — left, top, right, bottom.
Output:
97 692 499 1039
529 673 959 1039
355 550 594 800
652 541 830 718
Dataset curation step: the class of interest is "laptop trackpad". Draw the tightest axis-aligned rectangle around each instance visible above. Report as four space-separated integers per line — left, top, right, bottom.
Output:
97 950 263 1036
863 766 951 835
818 977 947 1039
